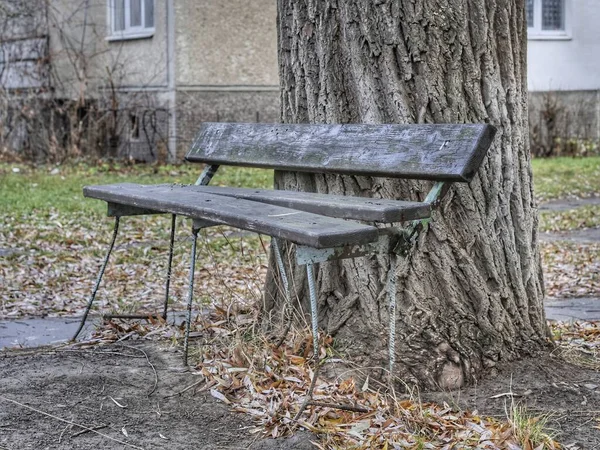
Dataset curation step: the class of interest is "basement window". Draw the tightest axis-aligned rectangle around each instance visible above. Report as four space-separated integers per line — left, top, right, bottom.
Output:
130 113 140 141
527 0 571 40
108 0 154 41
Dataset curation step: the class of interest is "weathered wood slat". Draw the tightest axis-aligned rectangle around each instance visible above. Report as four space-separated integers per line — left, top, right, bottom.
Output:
186 123 496 182
187 185 431 222
84 183 379 249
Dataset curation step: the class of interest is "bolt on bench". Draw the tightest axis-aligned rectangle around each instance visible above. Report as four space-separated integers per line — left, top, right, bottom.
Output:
73 122 496 372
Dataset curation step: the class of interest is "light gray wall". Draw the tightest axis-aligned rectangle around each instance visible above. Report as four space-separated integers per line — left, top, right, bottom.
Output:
527 0 600 92
0 0 49 89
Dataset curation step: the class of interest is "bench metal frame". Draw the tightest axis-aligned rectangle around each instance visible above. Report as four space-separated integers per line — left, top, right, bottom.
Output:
73 122 495 379
72 164 445 376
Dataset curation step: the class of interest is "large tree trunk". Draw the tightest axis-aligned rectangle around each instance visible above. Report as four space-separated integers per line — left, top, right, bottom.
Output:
264 0 551 390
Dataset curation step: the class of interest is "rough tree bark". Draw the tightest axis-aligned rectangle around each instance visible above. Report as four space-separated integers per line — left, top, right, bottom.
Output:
264 0 551 390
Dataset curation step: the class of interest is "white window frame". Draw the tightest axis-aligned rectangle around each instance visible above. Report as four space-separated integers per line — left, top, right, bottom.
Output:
107 0 155 41
527 0 571 40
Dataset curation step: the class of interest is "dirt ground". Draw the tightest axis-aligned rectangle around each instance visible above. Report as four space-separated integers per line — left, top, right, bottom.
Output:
1 342 600 449
421 354 600 449
0 343 315 450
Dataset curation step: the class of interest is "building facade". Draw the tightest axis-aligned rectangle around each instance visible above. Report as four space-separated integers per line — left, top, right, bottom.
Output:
3 1 597 161
0 0 279 161
527 0 600 156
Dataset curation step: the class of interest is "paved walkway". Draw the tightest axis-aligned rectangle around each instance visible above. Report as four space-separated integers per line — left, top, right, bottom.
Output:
539 196 600 212
0 313 190 350
0 317 98 349
540 227 600 244
545 297 600 321
540 196 600 321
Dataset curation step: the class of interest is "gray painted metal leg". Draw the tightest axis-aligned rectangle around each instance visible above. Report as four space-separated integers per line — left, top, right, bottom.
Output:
183 228 199 366
306 263 319 360
71 216 120 341
388 254 398 377
272 239 290 301
162 214 177 320
273 238 293 348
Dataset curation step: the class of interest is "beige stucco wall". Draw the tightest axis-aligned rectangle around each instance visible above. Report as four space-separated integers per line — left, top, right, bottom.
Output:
175 0 278 87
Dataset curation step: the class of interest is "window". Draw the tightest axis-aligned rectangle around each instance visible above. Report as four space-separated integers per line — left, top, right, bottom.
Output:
108 0 154 40
527 0 570 39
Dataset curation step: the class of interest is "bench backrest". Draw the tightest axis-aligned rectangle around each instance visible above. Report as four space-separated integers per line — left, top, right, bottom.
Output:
186 122 496 182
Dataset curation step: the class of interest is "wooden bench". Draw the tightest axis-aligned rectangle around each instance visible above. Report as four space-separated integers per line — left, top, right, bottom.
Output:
73 122 496 371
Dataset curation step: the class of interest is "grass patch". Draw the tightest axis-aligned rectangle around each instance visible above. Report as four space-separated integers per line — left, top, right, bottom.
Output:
2 157 599 215
0 162 272 216
508 404 557 449
532 156 600 201
539 205 600 232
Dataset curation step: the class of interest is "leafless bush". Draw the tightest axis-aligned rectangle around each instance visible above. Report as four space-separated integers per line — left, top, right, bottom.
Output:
0 0 170 164
529 91 600 158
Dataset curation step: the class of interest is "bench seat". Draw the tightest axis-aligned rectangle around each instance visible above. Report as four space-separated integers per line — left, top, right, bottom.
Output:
83 183 383 249
183 185 431 222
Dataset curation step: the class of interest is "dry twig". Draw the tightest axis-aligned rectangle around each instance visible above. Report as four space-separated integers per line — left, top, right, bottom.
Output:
116 344 159 396
0 396 144 450
164 377 206 398
72 424 108 437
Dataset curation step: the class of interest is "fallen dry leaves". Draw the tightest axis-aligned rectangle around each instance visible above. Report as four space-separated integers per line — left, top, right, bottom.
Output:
541 242 600 298
3 211 598 319
0 212 267 319
550 321 600 370
79 310 562 450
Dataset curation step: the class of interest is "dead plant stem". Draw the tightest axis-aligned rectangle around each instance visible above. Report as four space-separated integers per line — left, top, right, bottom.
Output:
0 396 144 450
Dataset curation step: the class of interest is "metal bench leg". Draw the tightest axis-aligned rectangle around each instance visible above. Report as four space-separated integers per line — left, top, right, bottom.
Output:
162 214 177 320
272 238 293 347
183 228 199 366
293 262 321 422
388 254 398 378
71 216 120 341
306 263 319 360
272 239 291 304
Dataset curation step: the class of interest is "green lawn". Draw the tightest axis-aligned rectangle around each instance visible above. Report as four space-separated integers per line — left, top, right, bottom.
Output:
0 163 272 216
531 156 600 202
2 156 598 216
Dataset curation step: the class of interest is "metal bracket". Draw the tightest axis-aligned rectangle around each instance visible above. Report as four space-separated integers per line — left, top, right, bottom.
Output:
108 203 163 217
392 181 446 255
295 230 401 265
424 181 448 207
192 218 220 230
393 229 415 257
195 164 220 186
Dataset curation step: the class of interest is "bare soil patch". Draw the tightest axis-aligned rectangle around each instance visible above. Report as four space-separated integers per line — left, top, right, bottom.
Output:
1 341 600 449
421 354 600 449
0 343 314 450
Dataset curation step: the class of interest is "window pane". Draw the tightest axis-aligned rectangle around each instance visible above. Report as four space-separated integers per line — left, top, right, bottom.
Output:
144 0 154 28
526 0 534 27
542 0 564 30
114 0 125 31
130 0 142 27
